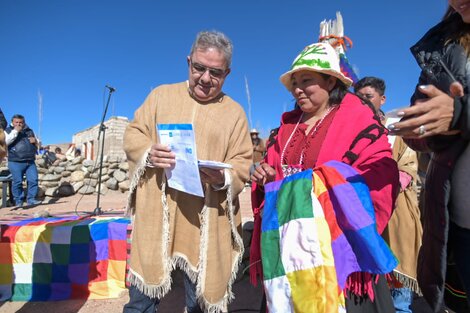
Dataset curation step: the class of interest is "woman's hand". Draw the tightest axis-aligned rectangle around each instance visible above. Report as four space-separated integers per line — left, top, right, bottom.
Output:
388 82 463 138
251 162 276 186
148 143 176 168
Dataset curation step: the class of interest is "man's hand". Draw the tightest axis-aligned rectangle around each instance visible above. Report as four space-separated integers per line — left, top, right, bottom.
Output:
148 143 176 168
199 167 225 185
29 137 36 144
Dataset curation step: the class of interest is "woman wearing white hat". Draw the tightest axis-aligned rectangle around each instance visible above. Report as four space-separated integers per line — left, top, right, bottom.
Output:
249 42 399 312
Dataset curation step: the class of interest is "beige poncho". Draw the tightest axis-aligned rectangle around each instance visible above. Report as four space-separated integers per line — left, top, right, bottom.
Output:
382 135 423 293
123 82 252 312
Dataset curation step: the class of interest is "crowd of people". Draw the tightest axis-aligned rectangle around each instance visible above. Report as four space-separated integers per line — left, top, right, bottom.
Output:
0 1 468 312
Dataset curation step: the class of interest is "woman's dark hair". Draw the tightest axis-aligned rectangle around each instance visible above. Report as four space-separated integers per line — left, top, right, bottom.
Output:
442 6 470 55
443 5 455 20
320 73 348 106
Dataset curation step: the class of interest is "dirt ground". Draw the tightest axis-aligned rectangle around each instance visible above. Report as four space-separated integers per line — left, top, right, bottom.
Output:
0 191 128 223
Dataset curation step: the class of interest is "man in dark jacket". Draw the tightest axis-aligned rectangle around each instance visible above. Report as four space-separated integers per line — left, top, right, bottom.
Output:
5 114 40 207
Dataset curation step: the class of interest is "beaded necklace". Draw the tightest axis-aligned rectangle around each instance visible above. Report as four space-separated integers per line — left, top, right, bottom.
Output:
280 106 334 177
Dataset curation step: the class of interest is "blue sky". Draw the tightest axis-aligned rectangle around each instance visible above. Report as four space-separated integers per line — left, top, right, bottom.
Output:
1 0 447 144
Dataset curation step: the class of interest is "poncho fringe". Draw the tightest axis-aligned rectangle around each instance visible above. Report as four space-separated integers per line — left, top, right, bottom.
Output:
195 172 245 313
125 148 150 216
126 155 244 313
393 270 422 295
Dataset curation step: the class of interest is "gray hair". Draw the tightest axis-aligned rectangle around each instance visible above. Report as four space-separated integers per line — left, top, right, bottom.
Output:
190 30 233 68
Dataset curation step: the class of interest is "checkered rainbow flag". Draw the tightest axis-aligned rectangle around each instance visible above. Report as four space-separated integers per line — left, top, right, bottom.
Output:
0 216 130 301
261 161 397 312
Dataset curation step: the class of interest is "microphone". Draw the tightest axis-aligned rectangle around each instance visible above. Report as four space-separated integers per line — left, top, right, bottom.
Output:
106 85 116 92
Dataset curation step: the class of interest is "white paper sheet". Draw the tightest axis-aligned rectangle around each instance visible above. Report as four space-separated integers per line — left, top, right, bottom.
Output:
157 124 204 197
385 117 400 148
198 160 233 170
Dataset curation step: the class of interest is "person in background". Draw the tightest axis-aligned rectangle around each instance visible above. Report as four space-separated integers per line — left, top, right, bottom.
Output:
41 145 57 167
37 145 47 156
355 76 422 313
50 147 65 166
4 114 40 207
250 42 399 312
54 147 64 158
123 30 252 313
250 128 266 165
415 151 431 223
388 2 470 310
65 143 76 160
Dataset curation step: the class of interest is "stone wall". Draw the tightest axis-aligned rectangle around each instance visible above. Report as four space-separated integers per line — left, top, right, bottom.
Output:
0 153 130 204
73 116 129 161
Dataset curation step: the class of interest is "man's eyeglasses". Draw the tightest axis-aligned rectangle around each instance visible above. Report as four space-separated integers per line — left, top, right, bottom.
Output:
190 59 227 79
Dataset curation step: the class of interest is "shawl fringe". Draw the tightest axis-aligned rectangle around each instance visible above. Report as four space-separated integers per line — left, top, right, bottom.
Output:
344 272 380 301
392 270 422 295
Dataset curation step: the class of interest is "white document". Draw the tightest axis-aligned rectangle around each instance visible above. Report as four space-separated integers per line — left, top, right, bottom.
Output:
385 117 401 148
157 124 204 197
198 160 232 170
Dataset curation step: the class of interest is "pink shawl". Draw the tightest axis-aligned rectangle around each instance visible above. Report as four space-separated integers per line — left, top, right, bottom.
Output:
250 93 399 299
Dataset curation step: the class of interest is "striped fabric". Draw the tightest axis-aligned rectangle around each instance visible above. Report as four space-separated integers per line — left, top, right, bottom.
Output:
339 53 358 84
261 161 397 312
0 216 130 301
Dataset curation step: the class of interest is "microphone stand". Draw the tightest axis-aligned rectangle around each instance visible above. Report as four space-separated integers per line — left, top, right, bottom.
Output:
92 86 115 216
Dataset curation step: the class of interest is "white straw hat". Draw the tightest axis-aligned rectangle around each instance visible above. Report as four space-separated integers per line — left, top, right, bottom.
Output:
280 42 353 91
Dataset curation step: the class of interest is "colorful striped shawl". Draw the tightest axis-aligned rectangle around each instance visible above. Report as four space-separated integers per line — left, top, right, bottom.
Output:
0 216 130 301
261 161 397 312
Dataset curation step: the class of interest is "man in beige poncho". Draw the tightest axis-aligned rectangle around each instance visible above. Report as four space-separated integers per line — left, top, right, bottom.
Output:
123 31 252 313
